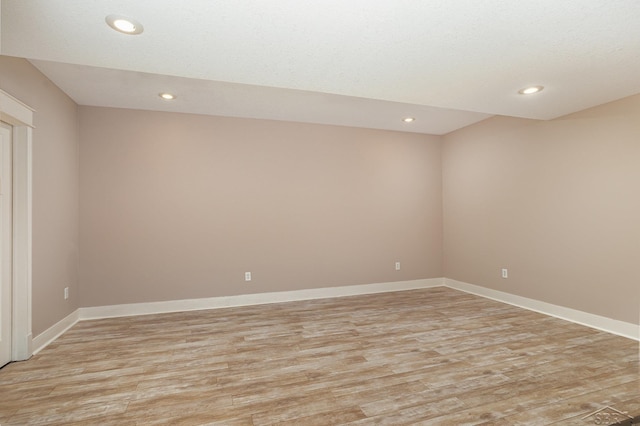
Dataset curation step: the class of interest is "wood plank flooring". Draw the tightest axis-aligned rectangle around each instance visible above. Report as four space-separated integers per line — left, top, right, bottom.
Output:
0 287 638 425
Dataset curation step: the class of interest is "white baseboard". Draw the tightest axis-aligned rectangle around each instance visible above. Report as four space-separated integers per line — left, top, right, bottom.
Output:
32 309 80 355
79 278 444 320
32 276 638 355
445 278 639 341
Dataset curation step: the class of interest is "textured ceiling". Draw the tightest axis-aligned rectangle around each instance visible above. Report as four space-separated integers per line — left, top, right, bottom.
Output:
2 0 640 134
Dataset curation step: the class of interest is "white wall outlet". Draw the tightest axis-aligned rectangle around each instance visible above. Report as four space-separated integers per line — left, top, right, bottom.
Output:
64 287 69 300
395 262 401 271
244 272 252 282
501 268 508 279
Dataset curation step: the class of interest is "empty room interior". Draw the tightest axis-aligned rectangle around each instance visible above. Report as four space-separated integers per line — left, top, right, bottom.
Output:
0 1 639 425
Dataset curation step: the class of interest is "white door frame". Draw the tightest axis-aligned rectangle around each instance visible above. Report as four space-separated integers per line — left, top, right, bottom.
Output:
0 89 34 360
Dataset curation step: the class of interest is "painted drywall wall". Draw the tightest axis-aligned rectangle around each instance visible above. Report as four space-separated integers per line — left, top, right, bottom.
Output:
0 56 80 336
443 94 640 324
4 53 636 333
79 106 443 307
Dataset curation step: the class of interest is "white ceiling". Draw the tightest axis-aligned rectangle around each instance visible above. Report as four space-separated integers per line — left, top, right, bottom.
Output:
2 0 640 135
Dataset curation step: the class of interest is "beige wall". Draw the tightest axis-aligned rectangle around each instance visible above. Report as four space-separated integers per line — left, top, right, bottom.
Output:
2 54 637 333
79 107 443 307
443 94 640 324
0 56 80 336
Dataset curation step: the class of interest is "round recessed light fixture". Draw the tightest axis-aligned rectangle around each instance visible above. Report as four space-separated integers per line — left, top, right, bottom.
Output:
159 93 176 100
105 15 144 35
403 117 415 123
518 85 544 95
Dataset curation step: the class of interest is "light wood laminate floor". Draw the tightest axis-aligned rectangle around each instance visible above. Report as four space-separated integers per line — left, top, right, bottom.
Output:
0 287 638 425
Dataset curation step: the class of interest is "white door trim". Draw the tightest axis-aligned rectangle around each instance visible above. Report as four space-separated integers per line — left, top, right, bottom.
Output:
0 89 34 360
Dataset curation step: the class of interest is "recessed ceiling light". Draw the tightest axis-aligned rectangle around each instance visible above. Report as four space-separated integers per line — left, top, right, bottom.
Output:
105 15 144 35
159 93 176 100
403 117 415 123
518 85 544 95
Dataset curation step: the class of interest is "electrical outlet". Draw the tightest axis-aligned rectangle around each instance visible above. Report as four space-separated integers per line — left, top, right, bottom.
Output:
244 272 252 282
64 287 69 300
501 268 508 279
395 262 401 271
